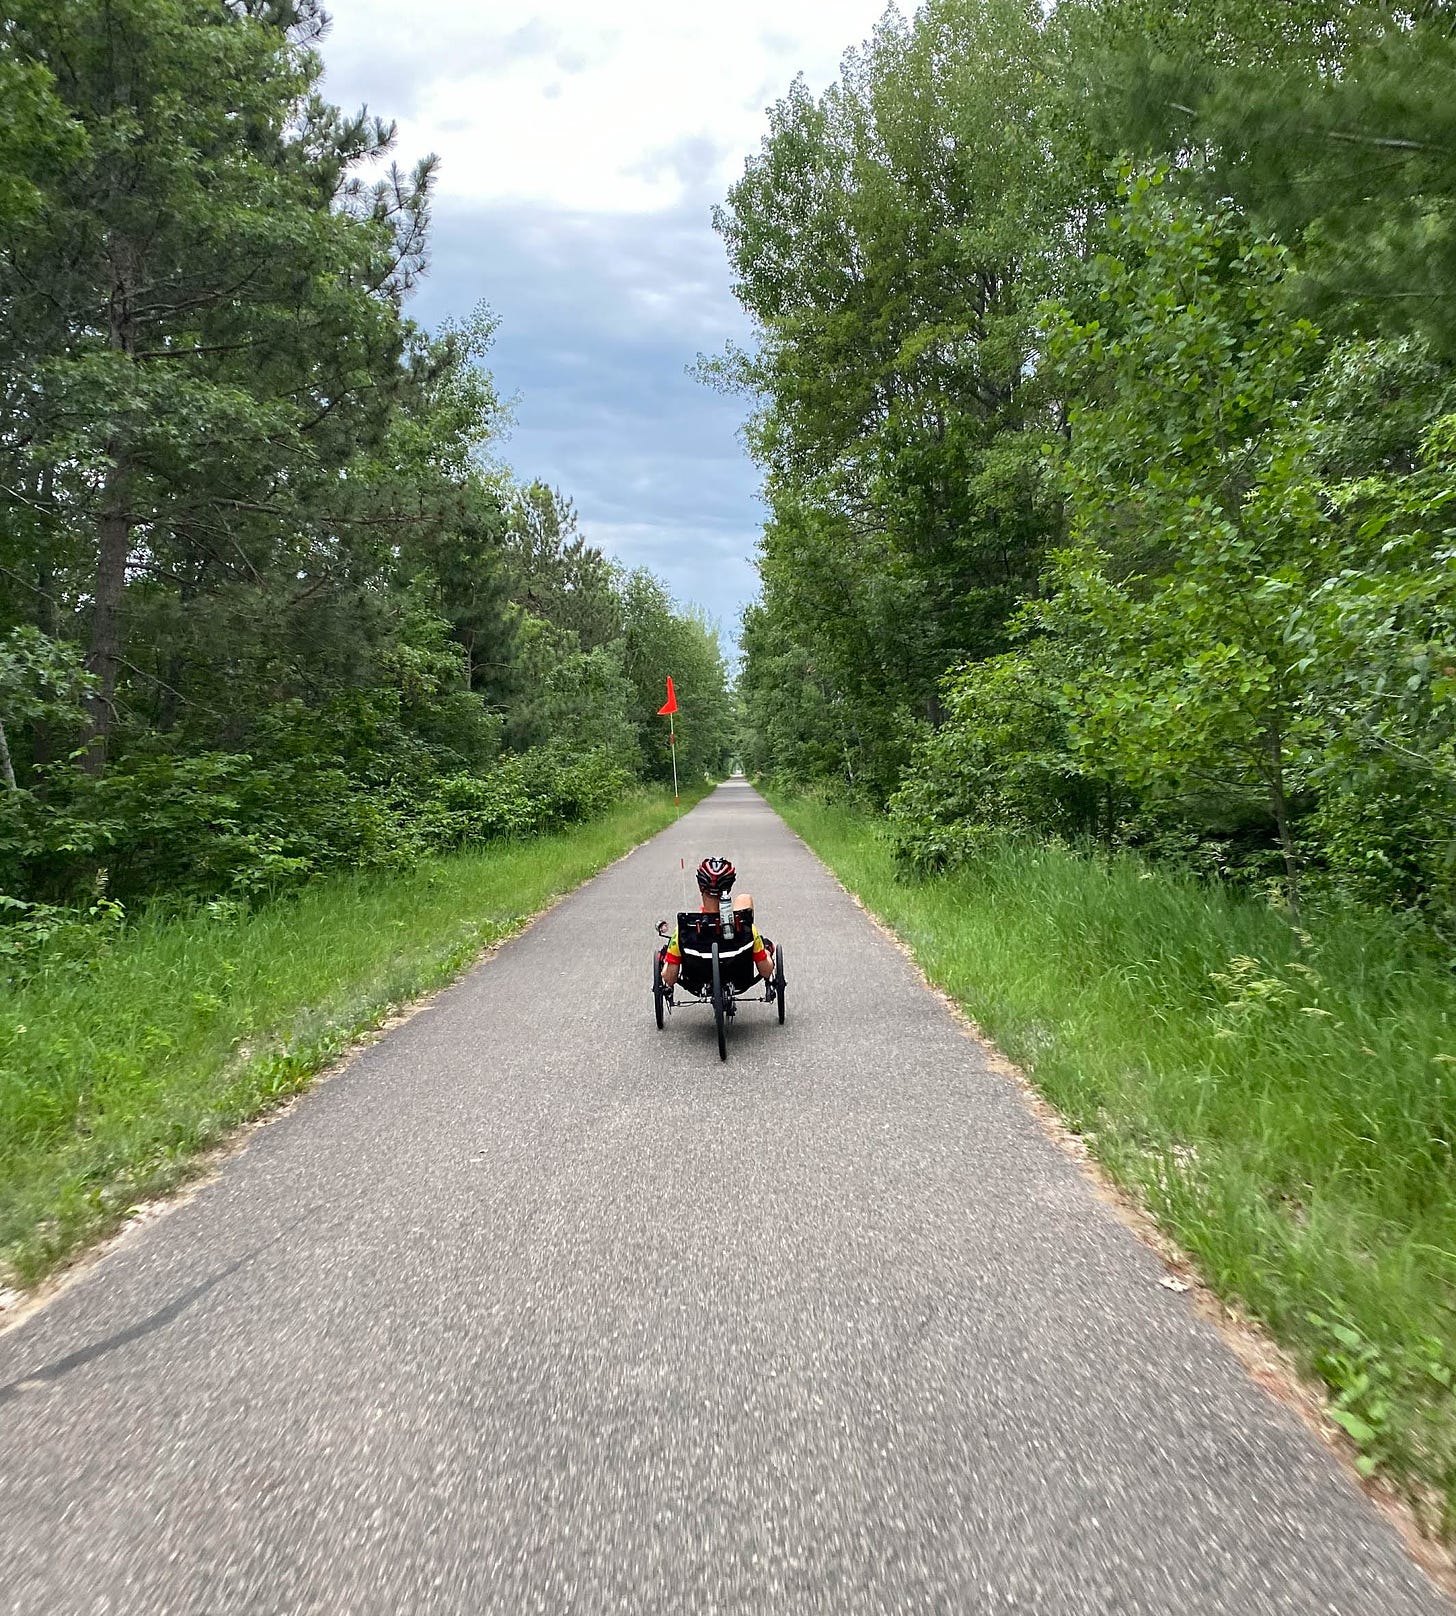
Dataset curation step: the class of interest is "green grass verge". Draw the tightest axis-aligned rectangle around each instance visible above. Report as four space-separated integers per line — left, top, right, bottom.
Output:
0 785 708 1289
774 791 1456 1536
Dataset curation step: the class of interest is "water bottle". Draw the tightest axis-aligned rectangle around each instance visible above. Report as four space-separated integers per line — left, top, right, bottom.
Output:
719 894 735 938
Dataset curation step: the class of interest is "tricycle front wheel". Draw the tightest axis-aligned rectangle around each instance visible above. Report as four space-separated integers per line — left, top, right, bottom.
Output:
711 942 727 1061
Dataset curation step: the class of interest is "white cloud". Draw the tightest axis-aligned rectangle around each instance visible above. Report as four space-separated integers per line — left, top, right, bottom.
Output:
320 1 893 213
315 2 893 645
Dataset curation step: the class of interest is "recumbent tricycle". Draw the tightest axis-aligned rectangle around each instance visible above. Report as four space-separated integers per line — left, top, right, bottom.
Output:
652 894 786 1062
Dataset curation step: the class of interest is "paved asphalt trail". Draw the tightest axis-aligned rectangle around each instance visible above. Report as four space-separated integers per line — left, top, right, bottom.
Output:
0 782 1446 1614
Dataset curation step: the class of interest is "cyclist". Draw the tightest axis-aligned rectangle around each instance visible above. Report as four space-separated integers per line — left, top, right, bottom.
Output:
660 856 774 992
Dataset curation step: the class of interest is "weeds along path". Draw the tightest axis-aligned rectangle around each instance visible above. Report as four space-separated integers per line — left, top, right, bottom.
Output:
0 781 1444 1615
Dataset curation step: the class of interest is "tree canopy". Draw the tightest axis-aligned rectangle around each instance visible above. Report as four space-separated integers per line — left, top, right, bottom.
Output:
0 0 731 913
725 0 1456 936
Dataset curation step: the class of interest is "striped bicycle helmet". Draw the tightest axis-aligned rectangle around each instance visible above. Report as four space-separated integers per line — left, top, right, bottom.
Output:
696 856 736 897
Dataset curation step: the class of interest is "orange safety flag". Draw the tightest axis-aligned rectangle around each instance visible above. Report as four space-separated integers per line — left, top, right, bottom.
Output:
657 676 679 716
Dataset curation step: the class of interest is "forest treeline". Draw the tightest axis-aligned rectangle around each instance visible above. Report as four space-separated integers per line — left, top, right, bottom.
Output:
721 0 1456 933
0 0 730 937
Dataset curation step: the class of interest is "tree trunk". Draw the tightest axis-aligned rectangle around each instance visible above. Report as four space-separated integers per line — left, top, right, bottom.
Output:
1274 802 1301 924
83 457 130 776
0 718 16 791
84 242 138 776
31 466 60 782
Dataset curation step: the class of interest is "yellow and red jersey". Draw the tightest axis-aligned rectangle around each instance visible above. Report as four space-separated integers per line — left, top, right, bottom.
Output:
664 919 769 966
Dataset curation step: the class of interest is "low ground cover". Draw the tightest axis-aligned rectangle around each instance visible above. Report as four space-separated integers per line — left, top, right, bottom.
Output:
0 787 704 1289
775 791 1456 1536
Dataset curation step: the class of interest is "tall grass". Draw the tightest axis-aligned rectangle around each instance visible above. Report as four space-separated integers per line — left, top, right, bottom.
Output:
0 788 700 1288
777 792 1456 1534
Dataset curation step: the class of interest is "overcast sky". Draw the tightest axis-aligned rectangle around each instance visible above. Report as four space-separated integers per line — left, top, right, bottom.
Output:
316 2 892 657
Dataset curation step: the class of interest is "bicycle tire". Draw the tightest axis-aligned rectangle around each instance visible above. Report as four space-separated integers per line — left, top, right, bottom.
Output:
712 941 727 1061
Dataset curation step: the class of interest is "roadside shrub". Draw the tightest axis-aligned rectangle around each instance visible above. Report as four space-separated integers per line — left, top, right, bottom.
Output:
412 747 631 850
0 892 127 985
94 753 414 902
0 740 637 921
1308 764 1456 945
890 648 1101 873
0 752 416 908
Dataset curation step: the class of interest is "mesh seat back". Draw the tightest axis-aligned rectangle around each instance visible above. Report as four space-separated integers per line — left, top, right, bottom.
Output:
675 909 759 992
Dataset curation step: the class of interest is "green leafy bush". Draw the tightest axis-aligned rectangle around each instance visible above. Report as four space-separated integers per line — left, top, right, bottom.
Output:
890 645 1101 873
0 753 414 906
411 747 632 851
0 892 126 984
0 745 633 932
